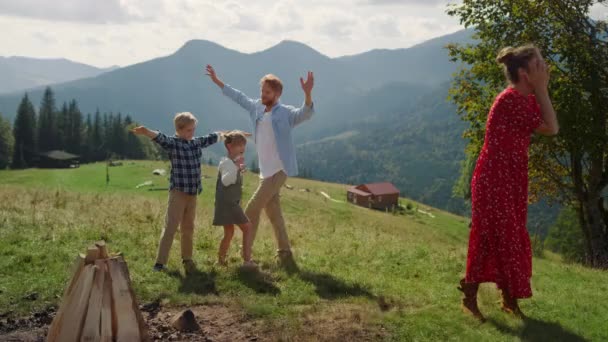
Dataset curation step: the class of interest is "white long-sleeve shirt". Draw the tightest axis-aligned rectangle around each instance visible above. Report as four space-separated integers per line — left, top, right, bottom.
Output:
218 157 239 186
256 112 284 179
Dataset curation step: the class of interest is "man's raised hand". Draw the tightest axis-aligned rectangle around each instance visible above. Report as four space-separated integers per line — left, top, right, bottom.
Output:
205 65 217 80
300 71 314 95
205 65 224 88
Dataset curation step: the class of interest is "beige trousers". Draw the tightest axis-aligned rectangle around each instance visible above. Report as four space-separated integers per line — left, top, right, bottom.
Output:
155 190 197 265
245 171 290 252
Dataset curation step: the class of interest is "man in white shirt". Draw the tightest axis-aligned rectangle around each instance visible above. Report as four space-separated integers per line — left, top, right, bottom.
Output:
206 65 315 266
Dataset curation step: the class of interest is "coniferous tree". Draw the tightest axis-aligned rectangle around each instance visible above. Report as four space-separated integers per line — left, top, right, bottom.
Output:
67 100 83 154
0 113 14 169
83 113 93 161
12 94 37 168
38 87 58 151
58 101 69 150
92 109 103 161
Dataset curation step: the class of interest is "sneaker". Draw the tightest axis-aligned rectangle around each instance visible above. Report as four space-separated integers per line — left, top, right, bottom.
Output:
152 263 166 272
182 259 197 275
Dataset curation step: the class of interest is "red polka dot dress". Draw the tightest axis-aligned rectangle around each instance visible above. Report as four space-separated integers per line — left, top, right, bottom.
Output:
466 87 543 299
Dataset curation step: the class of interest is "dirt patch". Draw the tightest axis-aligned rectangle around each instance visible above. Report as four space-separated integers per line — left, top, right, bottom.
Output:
0 306 54 341
145 302 262 341
0 302 389 342
0 328 46 342
0 302 261 342
264 303 389 342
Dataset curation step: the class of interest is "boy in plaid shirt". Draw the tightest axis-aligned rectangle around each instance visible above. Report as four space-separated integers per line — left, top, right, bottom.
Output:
131 112 223 273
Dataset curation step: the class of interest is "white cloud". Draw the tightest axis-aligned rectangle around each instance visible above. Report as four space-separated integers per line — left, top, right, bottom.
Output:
270 1 303 33
590 2 608 20
0 0 464 67
32 31 57 44
233 14 262 31
368 15 402 37
362 0 450 5
0 0 155 24
80 37 104 47
320 17 357 40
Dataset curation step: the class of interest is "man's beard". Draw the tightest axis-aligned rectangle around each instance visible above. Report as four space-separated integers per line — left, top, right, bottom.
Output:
262 97 276 106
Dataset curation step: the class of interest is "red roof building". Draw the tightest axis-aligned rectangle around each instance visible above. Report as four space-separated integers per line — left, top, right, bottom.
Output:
347 182 400 210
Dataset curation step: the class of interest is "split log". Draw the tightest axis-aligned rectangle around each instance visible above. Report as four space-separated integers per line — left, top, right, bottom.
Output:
108 257 141 342
80 260 106 341
85 246 100 264
47 254 85 341
55 265 97 341
100 261 114 342
95 241 109 259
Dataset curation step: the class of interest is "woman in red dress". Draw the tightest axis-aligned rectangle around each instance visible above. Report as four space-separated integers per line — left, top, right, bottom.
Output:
459 45 559 322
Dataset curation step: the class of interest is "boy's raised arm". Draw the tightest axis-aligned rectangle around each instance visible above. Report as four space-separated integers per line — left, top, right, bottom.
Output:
194 131 223 149
131 126 175 150
131 126 158 139
205 64 257 113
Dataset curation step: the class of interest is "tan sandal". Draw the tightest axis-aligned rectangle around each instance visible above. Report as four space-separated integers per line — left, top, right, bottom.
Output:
500 289 526 318
458 278 486 323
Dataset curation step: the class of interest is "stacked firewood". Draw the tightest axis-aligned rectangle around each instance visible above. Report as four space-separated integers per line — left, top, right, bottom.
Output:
47 241 149 342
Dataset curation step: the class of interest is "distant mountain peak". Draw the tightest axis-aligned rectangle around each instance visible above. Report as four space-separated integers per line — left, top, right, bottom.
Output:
3 55 82 65
274 40 313 49
171 40 226 58
179 39 226 51
102 65 121 71
258 39 328 59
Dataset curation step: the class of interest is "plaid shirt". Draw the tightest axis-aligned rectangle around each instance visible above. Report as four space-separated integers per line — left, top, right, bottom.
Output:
153 132 219 195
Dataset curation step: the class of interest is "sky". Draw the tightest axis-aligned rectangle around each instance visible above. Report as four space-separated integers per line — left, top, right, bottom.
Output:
0 1 606 69
0 0 465 68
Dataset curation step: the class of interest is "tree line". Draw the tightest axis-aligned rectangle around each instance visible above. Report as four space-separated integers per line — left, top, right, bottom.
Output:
0 86 160 169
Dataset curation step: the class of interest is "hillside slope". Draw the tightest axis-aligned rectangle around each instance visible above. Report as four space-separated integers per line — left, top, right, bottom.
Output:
0 162 606 341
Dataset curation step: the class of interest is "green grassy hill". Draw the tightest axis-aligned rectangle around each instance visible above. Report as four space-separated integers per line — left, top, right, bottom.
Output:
0 162 606 341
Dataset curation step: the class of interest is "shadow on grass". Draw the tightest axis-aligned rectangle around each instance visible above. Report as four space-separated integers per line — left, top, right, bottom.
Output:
167 268 218 296
237 267 281 295
488 317 588 342
297 270 375 300
279 253 375 300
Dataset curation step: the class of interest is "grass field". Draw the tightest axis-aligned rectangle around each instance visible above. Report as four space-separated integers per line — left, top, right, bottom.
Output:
1 161 607 341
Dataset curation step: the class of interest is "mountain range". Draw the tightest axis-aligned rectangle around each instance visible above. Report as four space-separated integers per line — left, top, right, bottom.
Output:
0 56 118 94
0 30 488 217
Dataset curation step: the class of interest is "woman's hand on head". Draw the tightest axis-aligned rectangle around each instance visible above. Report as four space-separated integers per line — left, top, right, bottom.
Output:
527 58 549 92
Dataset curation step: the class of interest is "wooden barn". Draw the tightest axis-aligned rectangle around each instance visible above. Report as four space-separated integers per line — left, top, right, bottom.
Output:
347 182 400 210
